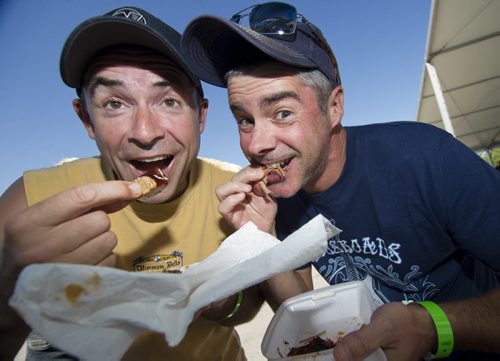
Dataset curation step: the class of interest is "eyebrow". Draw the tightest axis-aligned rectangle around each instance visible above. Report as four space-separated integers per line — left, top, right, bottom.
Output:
152 80 172 88
260 91 300 108
87 76 123 98
87 77 173 98
230 90 300 114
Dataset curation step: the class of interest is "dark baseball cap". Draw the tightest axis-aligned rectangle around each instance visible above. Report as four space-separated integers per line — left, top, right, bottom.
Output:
181 14 340 88
60 6 203 97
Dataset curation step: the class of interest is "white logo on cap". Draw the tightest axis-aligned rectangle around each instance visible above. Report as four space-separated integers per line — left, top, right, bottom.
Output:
112 8 147 25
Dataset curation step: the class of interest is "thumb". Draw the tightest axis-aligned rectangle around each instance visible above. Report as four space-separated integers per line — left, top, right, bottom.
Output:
333 325 380 361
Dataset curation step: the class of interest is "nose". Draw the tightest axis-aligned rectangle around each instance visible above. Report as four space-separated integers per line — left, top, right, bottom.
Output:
245 121 278 157
128 105 164 147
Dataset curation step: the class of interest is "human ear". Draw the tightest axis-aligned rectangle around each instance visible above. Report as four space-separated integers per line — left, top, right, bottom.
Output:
72 98 96 140
198 98 209 134
327 86 344 128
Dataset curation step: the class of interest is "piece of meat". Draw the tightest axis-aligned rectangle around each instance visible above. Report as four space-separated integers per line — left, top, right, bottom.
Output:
259 165 286 196
287 335 336 356
134 168 168 198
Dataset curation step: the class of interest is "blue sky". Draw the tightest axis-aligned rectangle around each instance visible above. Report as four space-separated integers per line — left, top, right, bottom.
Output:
0 0 431 194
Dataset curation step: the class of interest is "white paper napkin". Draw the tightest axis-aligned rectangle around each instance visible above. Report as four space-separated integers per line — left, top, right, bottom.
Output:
9 214 340 361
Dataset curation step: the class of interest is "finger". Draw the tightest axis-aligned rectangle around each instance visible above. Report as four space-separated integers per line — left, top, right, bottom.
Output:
97 253 117 268
333 326 381 361
23 181 142 227
53 230 118 265
231 166 266 184
216 182 252 202
218 192 248 215
22 209 112 259
59 210 112 251
98 199 135 214
254 180 271 198
15 210 114 266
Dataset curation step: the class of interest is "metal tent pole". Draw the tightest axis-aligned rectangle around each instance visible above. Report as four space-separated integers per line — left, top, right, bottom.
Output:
425 62 456 137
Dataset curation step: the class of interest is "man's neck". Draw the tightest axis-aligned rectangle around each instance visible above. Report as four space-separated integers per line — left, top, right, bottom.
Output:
304 125 346 194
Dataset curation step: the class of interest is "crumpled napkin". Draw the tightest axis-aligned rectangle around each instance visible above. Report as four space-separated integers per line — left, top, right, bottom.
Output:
9 214 340 361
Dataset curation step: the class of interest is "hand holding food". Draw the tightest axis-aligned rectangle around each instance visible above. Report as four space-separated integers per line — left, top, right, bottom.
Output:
1 180 142 273
333 302 432 361
216 165 281 232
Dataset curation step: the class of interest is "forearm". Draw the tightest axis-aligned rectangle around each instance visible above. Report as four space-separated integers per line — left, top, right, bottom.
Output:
223 285 265 326
259 269 312 311
441 288 500 352
1 233 30 359
203 285 265 327
334 289 500 361
0 275 30 360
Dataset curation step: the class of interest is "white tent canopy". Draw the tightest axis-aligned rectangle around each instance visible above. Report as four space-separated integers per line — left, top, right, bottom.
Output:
417 0 500 152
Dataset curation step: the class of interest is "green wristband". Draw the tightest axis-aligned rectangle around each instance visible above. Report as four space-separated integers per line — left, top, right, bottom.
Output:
417 301 454 359
223 291 243 320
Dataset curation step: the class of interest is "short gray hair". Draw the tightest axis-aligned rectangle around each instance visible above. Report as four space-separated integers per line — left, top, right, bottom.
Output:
225 61 335 114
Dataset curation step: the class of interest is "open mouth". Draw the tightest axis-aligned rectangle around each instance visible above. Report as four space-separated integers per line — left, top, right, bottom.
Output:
262 158 292 180
130 156 173 176
257 158 292 196
264 158 291 172
130 156 172 199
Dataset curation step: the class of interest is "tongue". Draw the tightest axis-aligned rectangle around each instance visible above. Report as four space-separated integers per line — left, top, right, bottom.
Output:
132 159 168 174
266 172 284 185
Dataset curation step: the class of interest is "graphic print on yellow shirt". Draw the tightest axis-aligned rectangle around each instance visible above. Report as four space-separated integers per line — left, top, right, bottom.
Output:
133 251 184 272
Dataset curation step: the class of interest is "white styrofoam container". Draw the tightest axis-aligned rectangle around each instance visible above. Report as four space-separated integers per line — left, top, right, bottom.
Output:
261 281 387 361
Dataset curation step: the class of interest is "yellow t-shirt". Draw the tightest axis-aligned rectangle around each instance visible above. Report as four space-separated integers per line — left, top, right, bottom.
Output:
23 157 245 361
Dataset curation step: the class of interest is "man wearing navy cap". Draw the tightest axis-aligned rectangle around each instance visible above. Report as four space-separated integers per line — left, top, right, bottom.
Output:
182 2 500 360
0 6 258 360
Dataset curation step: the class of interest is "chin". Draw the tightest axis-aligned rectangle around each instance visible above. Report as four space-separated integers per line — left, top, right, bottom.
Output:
273 184 300 199
276 190 296 199
137 187 172 204
137 195 165 205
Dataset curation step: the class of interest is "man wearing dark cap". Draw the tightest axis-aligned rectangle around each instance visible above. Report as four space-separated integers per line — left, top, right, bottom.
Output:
0 6 258 361
182 2 500 360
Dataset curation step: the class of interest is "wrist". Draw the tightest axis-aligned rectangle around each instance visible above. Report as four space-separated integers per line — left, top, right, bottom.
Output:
416 301 454 359
221 291 243 321
203 291 243 322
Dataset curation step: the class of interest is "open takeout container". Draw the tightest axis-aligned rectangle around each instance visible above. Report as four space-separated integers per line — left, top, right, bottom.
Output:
261 281 387 361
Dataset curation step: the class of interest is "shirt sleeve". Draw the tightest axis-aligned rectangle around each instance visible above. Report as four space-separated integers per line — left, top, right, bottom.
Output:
437 133 500 272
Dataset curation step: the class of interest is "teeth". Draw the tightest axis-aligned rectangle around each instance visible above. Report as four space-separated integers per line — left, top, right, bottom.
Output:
137 156 168 163
268 160 289 168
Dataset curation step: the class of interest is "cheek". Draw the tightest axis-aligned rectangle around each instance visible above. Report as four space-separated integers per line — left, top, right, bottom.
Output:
93 124 125 149
284 123 327 167
280 125 310 150
177 120 201 141
239 132 252 154
168 122 202 158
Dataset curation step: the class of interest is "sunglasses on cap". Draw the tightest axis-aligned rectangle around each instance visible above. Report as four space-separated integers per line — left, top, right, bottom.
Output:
230 2 341 85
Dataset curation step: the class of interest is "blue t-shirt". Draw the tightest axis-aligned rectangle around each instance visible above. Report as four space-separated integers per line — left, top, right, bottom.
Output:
276 122 500 359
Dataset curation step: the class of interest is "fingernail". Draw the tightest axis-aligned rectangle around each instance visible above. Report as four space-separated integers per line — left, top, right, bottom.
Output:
128 182 142 196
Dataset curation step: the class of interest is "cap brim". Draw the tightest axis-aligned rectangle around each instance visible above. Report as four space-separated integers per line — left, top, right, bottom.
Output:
61 17 201 95
181 15 317 88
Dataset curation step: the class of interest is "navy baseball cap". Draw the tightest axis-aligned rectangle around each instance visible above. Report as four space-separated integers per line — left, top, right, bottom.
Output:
181 13 340 88
61 6 203 97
